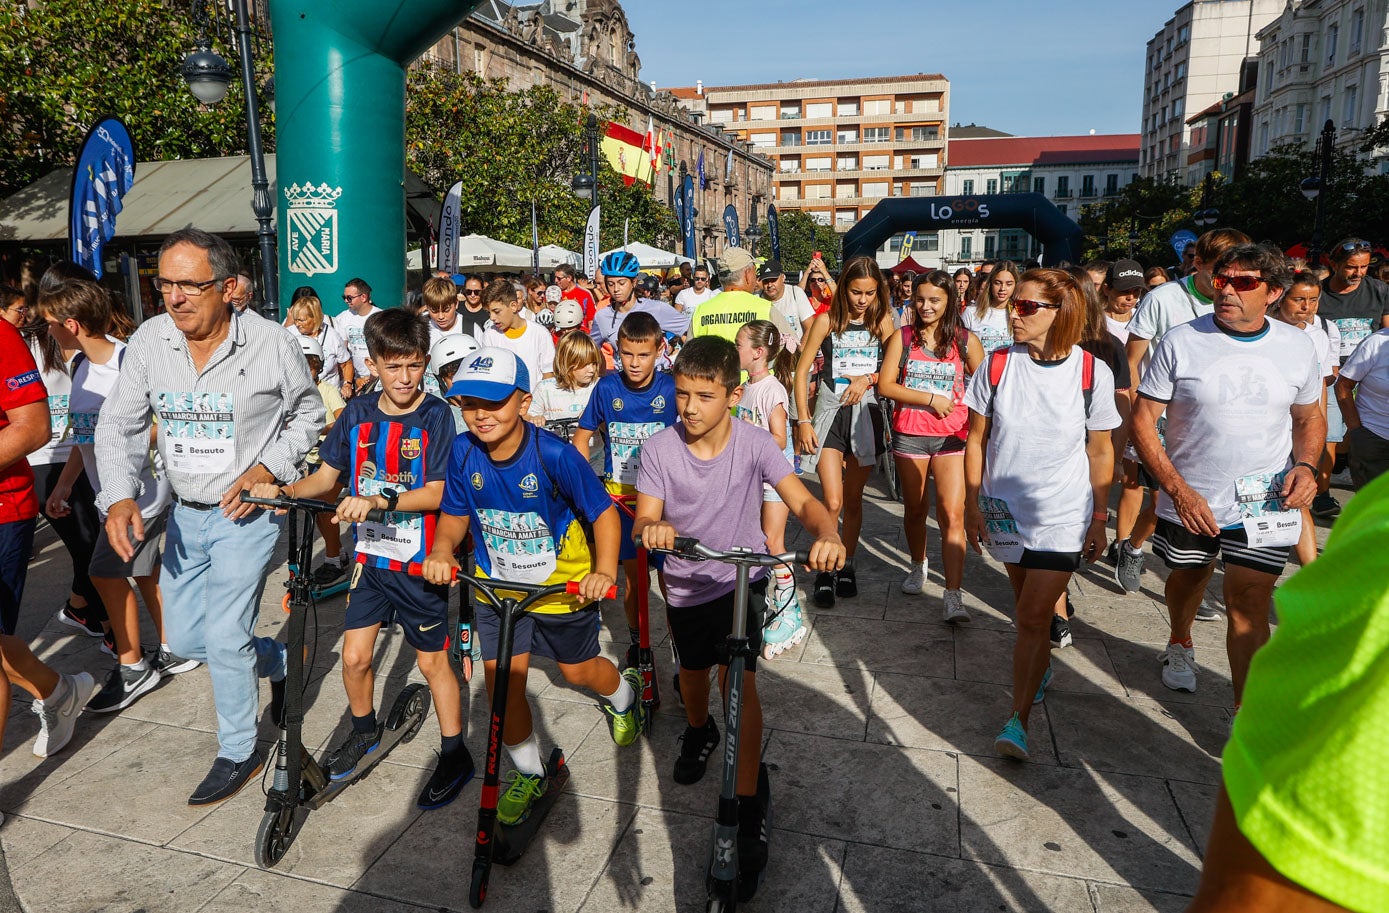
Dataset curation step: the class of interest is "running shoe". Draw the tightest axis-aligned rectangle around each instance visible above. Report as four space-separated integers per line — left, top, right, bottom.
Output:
673 717 720 785
1310 492 1342 519
1104 542 1119 566
1049 615 1073 649
1195 600 1221 622
813 572 836 608
31 672 96 758
312 560 348 587
417 748 476 810
1160 643 1198 692
1033 666 1053 705
148 646 200 676
99 629 117 659
762 584 807 659
605 668 646 747
900 560 928 595
56 603 102 637
942 589 970 624
1115 543 1145 593
738 791 770 875
85 663 160 713
325 725 383 780
836 565 858 598
496 770 548 826
993 713 1029 760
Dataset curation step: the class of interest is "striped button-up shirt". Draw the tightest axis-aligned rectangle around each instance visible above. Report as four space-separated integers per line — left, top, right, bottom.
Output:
95 311 324 509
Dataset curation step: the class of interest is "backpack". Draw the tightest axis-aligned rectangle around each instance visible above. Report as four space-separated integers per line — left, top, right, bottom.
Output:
898 324 971 380
986 347 1096 419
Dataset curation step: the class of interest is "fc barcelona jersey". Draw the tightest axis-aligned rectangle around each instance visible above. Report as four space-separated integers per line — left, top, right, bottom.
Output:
319 393 455 572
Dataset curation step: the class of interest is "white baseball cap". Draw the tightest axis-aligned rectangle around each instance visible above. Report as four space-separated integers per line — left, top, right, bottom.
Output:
553 299 585 329
429 333 480 378
446 346 531 400
545 285 563 303
296 335 324 361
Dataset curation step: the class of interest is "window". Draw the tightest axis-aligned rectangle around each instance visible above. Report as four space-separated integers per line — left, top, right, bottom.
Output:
750 105 776 121
839 99 859 116
921 233 940 252
962 179 975 195
807 184 831 199
984 235 996 258
863 127 890 143
1173 98 1184 119
863 182 889 198
806 102 833 119
1056 175 1071 197
864 154 890 171
1351 9 1364 54
908 153 939 169
1105 173 1119 195
960 236 972 259
750 133 776 148
806 129 832 146
1301 33 1312 64
779 103 800 119
779 157 799 172
1081 174 1096 197
895 126 939 142
1175 62 1186 80
1177 24 1189 44
1322 95 1333 126
710 108 733 123
909 182 932 197
1344 84 1359 126
780 129 801 146
778 185 799 201
810 211 832 226
1294 103 1307 135
1033 176 1045 194
835 184 854 199
986 178 998 194
474 46 485 71
1327 24 1339 65
836 154 858 170
863 99 891 115
805 156 831 172
835 209 856 225
837 128 859 144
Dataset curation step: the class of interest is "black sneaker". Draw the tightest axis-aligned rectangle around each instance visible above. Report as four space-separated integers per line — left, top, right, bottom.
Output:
325 725 383 780
56 603 103 637
813 572 836 608
312 560 347 586
737 792 769 875
1050 615 1073 649
836 565 858 598
148 646 199 675
1104 541 1119 566
1064 593 1075 620
85 663 161 713
417 748 476 809
672 718 720 785
188 751 264 806
1310 492 1342 519
99 629 117 659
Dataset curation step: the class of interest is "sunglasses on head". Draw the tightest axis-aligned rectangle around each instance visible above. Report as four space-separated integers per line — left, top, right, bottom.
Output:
1339 240 1372 254
1011 298 1061 316
1210 273 1265 293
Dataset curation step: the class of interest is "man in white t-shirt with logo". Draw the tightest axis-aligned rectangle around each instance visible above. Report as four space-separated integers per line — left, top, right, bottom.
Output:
674 265 715 313
757 259 814 348
1131 244 1324 706
334 277 381 397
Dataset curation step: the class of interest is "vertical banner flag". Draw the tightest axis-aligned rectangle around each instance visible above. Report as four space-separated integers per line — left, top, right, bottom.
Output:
766 203 781 262
724 148 734 183
438 181 463 273
697 150 707 190
583 206 601 279
1169 229 1198 260
623 218 630 249
722 204 741 248
69 117 136 278
674 180 686 245
530 200 540 275
899 231 917 263
681 172 697 260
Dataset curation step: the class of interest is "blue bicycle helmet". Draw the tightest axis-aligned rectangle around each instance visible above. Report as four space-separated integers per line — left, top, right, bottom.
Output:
600 250 641 278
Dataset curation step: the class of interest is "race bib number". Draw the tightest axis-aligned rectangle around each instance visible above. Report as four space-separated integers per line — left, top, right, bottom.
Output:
978 495 1024 564
476 508 557 584
1235 471 1301 548
48 394 69 444
347 327 368 357
904 360 955 395
608 420 663 486
70 409 98 445
1334 317 1372 355
354 476 424 563
156 391 235 473
831 330 878 385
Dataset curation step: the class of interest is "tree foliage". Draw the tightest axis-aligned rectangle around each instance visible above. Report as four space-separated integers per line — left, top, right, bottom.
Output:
773 208 840 273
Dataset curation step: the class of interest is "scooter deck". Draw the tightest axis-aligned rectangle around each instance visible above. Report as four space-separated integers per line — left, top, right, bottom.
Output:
736 763 772 902
494 747 570 866
306 683 430 811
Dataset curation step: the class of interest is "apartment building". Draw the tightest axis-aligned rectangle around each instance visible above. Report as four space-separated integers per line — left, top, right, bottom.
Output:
1142 0 1283 182
666 74 950 232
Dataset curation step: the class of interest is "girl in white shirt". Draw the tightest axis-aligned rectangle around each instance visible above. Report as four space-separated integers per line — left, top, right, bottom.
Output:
962 261 1019 354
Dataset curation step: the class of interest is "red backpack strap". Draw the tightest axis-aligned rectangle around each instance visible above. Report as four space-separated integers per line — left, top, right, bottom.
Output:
986 348 1008 415
1080 349 1095 419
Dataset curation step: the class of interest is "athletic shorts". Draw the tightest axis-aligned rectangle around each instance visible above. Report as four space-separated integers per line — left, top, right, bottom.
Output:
1123 457 1159 491
614 502 668 568
1016 549 1083 572
893 431 965 460
1152 518 1289 576
821 404 885 459
0 518 36 636
346 562 450 652
1326 395 1347 445
667 579 766 673
89 509 166 579
475 601 601 665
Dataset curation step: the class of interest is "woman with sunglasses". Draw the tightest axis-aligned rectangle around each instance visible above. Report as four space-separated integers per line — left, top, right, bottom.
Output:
795 256 896 607
963 269 1121 761
963 260 1020 355
799 253 837 315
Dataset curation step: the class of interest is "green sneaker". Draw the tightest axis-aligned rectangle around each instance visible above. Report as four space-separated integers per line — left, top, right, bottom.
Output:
606 667 646 747
994 712 1029 761
496 770 548 826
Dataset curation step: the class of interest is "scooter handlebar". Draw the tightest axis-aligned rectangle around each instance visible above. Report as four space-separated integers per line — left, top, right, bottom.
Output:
657 537 808 568
413 564 617 600
238 491 387 523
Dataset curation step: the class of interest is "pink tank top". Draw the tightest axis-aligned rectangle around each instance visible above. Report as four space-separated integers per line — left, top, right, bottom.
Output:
892 326 968 439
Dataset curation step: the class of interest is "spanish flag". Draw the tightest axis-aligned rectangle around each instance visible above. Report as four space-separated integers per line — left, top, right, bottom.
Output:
602 120 653 186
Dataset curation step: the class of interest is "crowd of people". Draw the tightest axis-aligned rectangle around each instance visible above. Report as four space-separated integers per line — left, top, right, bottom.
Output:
2 223 1388 908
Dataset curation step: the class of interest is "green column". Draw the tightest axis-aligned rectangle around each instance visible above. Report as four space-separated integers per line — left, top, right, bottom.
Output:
270 1 477 317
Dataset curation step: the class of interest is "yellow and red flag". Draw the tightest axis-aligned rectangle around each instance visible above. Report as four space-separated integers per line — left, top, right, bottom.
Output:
602 120 652 186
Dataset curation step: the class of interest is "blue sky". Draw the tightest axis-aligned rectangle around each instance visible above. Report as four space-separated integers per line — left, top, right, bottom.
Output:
624 0 1180 137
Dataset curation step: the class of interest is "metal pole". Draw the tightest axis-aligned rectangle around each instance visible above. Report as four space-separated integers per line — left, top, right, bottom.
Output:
588 114 600 215
1309 120 1335 268
232 0 278 319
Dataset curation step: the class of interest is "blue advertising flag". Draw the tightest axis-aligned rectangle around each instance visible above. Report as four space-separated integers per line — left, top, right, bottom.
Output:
1169 229 1198 260
674 182 686 241
766 203 780 261
681 173 697 260
697 150 707 190
722 204 741 248
69 117 136 278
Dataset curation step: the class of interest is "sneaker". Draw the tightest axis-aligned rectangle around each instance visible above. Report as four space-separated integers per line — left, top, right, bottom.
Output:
836 565 858 598
1065 593 1075 619
85 663 160 713
942 589 970 624
99 629 117 659
312 559 347 586
1033 666 1053 705
496 770 548 826
1160 643 1198 692
417 748 476 810
813 572 836 608
900 561 928 595
1310 492 1342 519
605 668 646 747
325 725 383 780
1114 543 1144 593
672 717 720 785
1104 541 1119 566
148 646 200 676
31 672 96 757
56 604 102 637
737 792 769 875
762 585 807 660
188 751 264 805
993 712 1029 760
1049 615 1073 649
1195 600 1221 622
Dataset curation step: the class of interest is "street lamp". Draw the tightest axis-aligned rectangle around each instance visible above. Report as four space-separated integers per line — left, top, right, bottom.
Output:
1303 119 1336 267
1193 173 1219 228
571 114 600 211
181 0 277 319
746 193 762 254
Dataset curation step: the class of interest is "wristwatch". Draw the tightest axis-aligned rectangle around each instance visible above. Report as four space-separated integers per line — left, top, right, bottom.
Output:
380 488 400 512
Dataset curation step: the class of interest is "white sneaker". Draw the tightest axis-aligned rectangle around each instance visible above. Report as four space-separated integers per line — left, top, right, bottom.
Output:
942 589 970 623
1160 643 1198 693
900 560 928 595
32 672 96 758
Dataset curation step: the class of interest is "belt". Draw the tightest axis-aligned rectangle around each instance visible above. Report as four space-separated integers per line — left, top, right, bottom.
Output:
174 495 220 511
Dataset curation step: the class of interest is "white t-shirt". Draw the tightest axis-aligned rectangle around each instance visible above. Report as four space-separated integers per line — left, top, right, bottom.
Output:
1298 317 1339 381
26 338 74 467
69 342 172 519
334 306 381 376
479 321 555 392
765 285 814 344
531 377 595 424
962 346 1121 551
962 306 1012 354
287 324 351 386
1138 315 1321 529
735 374 794 471
1338 328 1389 439
1104 314 1133 344
1127 276 1213 378
675 286 715 312
426 313 478 349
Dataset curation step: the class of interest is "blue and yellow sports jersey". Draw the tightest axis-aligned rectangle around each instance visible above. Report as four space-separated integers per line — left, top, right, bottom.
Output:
319 393 455 573
577 371 677 494
440 423 614 613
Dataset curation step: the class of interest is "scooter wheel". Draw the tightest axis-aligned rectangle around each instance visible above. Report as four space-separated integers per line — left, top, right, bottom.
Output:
706 892 734 913
281 592 291 614
468 858 490 908
385 682 431 744
254 804 307 869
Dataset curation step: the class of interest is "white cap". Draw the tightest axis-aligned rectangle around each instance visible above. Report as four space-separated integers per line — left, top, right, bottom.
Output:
553 299 584 329
446 346 531 400
428 333 480 378
296 335 324 361
545 285 563 303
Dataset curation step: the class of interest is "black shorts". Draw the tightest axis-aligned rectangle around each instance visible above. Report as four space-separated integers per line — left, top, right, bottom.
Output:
667 579 767 672
821 404 885 459
346 562 450 652
1017 549 1083 572
1151 518 1289 576
0 518 36 636
1123 458 1159 490
475 601 601 665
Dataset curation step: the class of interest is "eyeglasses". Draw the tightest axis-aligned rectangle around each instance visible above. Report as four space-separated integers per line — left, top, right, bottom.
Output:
1011 299 1062 316
155 277 223 297
2 303 27 314
1210 273 1266 293
342 292 364 302
811 278 828 285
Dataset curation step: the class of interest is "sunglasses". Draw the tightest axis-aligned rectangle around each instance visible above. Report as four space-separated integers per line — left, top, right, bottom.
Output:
462 289 482 296
1011 299 1062 316
1339 240 1372 254
1210 273 1266 293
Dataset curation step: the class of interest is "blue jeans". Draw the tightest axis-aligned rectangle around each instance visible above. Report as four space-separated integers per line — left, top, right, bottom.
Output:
163 503 286 762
